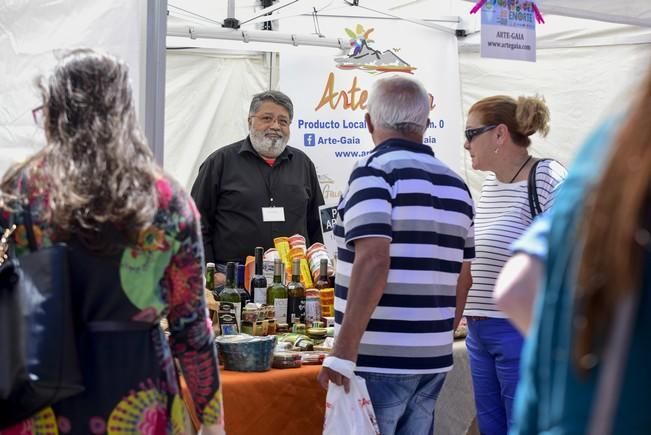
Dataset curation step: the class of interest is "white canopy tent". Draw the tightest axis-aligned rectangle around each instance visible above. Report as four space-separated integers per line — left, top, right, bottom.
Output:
164 0 651 197
1 1 650 199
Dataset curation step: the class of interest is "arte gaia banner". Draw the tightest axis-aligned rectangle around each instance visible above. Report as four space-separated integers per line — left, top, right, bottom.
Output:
280 17 463 205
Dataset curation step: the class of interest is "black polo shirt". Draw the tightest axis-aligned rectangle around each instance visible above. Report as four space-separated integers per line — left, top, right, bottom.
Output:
191 137 325 264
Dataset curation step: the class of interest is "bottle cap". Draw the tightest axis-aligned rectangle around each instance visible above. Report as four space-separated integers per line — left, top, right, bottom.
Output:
207 262 216 268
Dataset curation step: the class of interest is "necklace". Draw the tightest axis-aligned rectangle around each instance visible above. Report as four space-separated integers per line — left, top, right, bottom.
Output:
509 155 532 183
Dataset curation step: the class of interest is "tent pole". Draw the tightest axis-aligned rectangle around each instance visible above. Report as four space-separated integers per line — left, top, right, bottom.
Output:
145 0 167 165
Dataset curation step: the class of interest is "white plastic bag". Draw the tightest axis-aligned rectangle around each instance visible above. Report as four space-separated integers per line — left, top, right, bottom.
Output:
322 375 381 435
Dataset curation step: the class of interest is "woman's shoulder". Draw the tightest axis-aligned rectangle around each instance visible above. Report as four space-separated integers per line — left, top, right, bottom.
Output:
534 158 568 184
152 173 200 224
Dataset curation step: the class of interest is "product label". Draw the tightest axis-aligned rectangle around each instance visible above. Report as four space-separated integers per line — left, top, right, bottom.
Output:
262 261 274 287
305 296 321 327
319 288 335 317
234 304 241 331
288 296 306 326
253 287 267 306
274 298 288 323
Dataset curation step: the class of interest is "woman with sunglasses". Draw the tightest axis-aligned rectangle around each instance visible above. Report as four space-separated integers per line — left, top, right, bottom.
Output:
462 95 566 435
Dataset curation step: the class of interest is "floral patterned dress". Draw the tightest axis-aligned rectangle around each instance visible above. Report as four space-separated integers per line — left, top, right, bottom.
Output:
0 167 223 435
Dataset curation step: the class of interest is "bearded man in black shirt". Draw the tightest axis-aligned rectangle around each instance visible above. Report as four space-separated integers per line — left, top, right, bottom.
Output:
191 90 325 286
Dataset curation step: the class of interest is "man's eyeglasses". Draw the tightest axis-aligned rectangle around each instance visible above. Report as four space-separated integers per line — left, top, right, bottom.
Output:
32 105 45 128
251 114 290 128
464 125 497 143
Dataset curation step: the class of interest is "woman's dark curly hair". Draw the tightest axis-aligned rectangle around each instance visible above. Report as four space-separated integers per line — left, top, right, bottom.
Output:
1 49 159 252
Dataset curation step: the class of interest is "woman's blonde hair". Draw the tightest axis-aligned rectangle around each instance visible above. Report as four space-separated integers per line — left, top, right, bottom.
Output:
574 67 651 373
1 49 158 252
469 95 550 147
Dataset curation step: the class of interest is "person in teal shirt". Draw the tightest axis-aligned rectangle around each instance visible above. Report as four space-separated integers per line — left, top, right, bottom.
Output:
507 68 651 434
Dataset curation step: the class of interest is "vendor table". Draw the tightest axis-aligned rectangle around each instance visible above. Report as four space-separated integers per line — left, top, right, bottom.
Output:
221 364 325 435
182 339 476 434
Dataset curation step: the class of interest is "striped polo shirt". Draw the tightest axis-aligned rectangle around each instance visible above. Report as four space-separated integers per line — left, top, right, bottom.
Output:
464 159 567 317
334 139 475 374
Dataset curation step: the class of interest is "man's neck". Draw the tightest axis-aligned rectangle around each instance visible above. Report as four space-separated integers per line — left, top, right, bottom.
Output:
372 129 423 146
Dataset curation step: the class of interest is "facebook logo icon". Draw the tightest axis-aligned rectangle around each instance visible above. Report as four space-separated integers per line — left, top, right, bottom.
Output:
304 133 316 147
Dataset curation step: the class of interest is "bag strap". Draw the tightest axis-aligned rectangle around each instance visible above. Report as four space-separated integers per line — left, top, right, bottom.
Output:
527 159 547 219
587 291 638 435
21 201 38 253
14 171 38 253
5 208 16 260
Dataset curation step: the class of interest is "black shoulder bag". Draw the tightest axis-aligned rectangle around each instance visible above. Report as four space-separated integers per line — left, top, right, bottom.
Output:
527 159 548 219
0 204 84 428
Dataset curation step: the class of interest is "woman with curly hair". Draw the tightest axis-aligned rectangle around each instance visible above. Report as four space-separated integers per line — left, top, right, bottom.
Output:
0 49 223 435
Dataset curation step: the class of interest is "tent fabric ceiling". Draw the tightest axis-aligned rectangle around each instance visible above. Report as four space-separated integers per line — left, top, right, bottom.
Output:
171 1 651 30
538 0 651 28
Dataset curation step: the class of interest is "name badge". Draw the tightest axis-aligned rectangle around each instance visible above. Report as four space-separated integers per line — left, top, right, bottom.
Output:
262 207 285 222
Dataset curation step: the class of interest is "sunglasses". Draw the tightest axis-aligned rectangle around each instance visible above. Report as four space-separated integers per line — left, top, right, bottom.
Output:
464 124 497 143
32 105 44 127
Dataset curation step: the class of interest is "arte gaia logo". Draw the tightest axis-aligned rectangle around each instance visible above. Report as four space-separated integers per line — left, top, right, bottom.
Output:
334 24 416 74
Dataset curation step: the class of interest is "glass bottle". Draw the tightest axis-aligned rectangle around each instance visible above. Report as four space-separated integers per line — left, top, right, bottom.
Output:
314 258 330 290
287 258 306 327
305 288 321 328
219 262 241 330
315 258 334 318
205 262 216 295
251 247 268 306
266 258 288 324
236 263 250 311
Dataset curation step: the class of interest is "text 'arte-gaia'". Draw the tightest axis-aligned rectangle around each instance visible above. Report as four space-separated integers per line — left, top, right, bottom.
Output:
314 72 437 113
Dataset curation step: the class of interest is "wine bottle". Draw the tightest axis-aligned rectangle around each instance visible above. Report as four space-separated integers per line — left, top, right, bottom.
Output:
314 258 330 290
287 258 306 327
219 262 241 330
235 263 250 311
315 258 334 318
205 262 216 293
266 258 288 324
250 247 268 306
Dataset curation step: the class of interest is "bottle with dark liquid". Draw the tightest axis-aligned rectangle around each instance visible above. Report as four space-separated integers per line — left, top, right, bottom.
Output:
206 262 216 294
236 263 250 312
287 258 306 327
250 247 268 306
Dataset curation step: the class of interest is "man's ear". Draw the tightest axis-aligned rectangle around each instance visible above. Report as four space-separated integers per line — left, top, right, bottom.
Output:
365 113 374 134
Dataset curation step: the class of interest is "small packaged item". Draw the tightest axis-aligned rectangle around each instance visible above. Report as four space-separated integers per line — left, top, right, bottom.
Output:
292 323 306 335
272 351 302 369
276 322 290 334
300 351 326 365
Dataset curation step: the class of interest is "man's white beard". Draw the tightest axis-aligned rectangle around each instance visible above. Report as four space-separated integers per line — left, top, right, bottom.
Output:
249 128 289 158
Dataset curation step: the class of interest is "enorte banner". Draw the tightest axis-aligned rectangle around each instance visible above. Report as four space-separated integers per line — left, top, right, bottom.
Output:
279 17 463 205
480 1 537 62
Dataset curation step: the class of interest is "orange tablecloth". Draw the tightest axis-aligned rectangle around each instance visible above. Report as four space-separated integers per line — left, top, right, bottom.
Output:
221 364 326 435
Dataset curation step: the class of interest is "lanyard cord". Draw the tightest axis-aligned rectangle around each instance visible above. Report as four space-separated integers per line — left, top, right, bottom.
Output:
254 159 275 206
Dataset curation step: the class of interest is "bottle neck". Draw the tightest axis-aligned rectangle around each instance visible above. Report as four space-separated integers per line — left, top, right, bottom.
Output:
225 263 235 288
254 249 263 275
319 260 328 280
